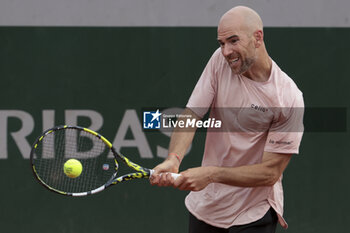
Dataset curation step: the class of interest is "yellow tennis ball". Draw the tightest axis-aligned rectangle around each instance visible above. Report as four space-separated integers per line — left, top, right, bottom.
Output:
63 159 83 178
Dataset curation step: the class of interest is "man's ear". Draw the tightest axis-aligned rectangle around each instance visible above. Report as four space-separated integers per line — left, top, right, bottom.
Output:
254 30 263 48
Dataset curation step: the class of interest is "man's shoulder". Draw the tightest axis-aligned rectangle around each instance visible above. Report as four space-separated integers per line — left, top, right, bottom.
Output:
272 61 302 93
211 47 222 58
271 60 303 106
209 48 226 65
207 48 232 77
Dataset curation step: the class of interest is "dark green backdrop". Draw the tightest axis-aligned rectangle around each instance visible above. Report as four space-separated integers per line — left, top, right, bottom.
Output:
0 27 348 233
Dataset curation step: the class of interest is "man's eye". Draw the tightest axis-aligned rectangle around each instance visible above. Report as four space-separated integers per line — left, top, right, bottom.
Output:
231 39 238 44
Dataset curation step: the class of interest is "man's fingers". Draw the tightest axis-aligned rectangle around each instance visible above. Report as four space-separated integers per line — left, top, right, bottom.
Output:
173 174 183 187
150 173 160 185
159 173 172 186
174 173 189 190
152 172 175 187
150 169 164 185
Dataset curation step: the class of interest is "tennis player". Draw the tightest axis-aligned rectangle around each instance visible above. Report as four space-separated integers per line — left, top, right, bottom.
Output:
150 6 304 233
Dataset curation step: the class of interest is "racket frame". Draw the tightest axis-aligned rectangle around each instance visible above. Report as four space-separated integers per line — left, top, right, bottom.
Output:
30 125 152 196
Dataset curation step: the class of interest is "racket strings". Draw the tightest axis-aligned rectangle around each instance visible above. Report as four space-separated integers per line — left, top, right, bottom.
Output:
33 128 116 194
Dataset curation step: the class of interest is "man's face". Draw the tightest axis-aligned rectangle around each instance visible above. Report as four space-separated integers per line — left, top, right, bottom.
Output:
217 27 257 75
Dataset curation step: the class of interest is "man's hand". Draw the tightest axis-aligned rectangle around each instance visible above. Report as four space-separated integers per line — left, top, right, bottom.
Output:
174 167 214 191
151 164 214 191
149 156 180 186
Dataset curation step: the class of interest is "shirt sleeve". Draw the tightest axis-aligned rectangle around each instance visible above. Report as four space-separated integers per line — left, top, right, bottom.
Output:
186 49 220 118
264 91 304 154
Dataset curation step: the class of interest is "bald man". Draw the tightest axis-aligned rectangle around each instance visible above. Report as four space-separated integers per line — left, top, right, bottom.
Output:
150 6 304 233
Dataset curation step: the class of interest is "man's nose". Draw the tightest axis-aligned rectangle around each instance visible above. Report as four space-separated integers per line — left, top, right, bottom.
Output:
222 44 233 57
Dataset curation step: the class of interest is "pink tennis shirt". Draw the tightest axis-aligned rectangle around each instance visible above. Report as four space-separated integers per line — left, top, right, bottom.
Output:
185 48 304 229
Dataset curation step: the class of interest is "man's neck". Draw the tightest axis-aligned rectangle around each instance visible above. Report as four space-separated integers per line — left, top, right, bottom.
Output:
242 51 272 82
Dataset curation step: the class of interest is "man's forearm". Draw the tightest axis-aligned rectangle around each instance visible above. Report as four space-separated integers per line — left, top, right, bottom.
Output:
174 163 279 191
209 164 278 187
168 128 196 162
168 108 199 162
208 152 292 187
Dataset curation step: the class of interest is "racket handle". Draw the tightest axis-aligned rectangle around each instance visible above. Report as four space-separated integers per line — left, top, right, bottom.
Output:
150 169 181 180
168 172 181 180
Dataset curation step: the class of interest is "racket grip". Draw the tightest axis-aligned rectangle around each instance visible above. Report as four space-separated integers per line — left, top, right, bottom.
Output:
150 169 181 180
169 172 181 180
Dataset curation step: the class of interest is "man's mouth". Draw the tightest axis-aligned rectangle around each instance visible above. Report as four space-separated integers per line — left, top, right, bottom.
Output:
229 57 239 65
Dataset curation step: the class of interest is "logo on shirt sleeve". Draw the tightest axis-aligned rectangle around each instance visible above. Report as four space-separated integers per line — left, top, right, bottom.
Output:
269 139 293 145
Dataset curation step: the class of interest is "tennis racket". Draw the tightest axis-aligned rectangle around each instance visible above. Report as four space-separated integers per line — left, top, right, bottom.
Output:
30 125 180 196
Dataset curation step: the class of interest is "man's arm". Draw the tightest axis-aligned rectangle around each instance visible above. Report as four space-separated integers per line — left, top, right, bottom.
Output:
167 108 200 163
150 108 200 185
173 152 292 191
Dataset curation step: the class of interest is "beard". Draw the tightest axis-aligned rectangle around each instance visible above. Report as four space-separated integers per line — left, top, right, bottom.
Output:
238 56 255 74
227 40 257 75
229 55 256 75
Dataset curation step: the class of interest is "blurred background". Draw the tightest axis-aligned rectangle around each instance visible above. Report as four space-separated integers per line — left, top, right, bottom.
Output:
0 0 349 232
